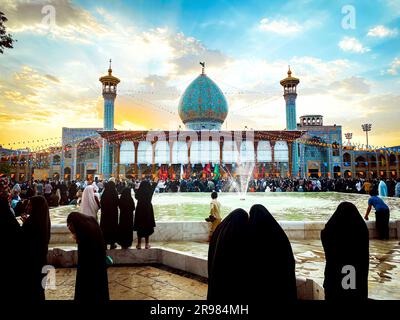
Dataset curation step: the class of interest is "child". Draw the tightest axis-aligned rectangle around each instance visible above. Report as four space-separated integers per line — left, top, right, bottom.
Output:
208 191 222 242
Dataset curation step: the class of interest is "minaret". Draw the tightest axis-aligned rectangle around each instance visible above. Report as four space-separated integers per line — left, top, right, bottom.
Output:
280 66 299 130
99 59 120 178
280 67 300 175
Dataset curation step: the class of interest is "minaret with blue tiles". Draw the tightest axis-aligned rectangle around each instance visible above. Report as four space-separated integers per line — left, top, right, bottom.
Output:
99 59 120 178
280 67 300 176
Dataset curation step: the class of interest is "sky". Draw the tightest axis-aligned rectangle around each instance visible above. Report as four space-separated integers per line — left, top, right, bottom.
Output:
0 0 399 150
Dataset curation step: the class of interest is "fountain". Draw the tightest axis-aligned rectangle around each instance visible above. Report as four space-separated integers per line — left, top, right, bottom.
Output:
222 162 255 200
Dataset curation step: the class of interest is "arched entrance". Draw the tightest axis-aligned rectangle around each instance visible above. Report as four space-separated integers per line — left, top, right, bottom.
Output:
333 166 341 178
52 155 61 165
77 138 100 181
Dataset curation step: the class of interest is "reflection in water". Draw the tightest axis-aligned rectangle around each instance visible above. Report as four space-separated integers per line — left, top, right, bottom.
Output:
291 240 400 300
156 240 400 300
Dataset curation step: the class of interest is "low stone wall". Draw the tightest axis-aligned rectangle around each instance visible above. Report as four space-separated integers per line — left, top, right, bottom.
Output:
280 220 399 240
47 246 324 300
50 219 400 245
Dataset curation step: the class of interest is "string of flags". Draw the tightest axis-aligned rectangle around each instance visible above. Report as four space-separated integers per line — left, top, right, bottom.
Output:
1 131 400 162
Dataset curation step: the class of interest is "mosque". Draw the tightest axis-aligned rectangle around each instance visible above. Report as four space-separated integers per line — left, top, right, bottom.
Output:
56 61 400 182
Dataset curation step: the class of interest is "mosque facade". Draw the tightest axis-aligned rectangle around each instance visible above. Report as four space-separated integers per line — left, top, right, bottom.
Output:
51 62 400 181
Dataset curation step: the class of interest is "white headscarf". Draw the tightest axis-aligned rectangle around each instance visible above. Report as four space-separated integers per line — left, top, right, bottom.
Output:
80 185 99 220
92 181 99 192
12 183 21 193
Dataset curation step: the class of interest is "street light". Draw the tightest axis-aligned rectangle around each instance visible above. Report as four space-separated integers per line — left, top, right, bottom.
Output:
361 124 372 149
344 132 353 146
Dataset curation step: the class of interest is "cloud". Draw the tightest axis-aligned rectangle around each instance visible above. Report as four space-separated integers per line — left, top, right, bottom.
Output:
387 57 400 75
386 0 400 16
2 0 110 43
138 75 180 100
258 18 302 34
288 56 352 88
0 65 100 134
338 94 400 147
167 32 231 75
330 77 370 95
367 25 398 38
338 37 370 53
44 74 60 82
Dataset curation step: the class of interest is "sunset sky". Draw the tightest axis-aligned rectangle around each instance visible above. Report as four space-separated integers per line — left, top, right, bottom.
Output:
0 0 399 150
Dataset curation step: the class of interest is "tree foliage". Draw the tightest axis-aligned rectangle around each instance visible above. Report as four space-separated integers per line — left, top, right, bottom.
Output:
0 11 15 54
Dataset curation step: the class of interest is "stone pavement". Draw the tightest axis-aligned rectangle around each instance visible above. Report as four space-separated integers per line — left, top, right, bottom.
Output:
46 265 207 300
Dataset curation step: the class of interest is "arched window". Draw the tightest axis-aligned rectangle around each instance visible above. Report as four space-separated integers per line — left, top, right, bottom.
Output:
369 155 377 168
274 141 288 162
171 141 188 164
343 152 351 164
190 141 220 164
240 141 255 163
52 155 61 165
154 141 170 164
389 154 396 166
257 141 272 162
137 141 153 165
119 141 135 164
332 141 340 156
222 140 239 164
355 156 366 168
64 144 72 158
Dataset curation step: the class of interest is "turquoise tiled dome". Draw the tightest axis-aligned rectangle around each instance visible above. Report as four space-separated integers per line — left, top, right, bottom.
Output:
178 73 228 130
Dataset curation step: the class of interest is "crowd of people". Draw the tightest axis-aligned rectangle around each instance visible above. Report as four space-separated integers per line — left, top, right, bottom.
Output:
0 171 397 302
0 175 158 302
145 176 400 196
4 176 400 208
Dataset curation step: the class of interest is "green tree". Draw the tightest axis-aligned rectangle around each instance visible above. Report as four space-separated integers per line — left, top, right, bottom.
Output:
0 11 15 54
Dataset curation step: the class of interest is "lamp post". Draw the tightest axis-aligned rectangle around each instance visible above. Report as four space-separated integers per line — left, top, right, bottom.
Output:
344 132 353 146
361 124 372 149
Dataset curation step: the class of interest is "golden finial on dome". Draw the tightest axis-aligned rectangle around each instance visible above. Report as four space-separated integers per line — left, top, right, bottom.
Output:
280 65 299 87
99 58 120 86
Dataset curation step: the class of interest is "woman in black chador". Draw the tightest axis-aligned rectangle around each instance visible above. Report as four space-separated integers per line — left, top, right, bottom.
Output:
134 179 157 249
117 187 135 249
22 195 51 302
67 212 109 302
248 204 297 300
100 181 119 250
0 196 24 300
207 208 249 301
321 201 369 300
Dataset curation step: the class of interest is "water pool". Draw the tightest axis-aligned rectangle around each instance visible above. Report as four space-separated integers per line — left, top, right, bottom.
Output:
49 192 400 224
